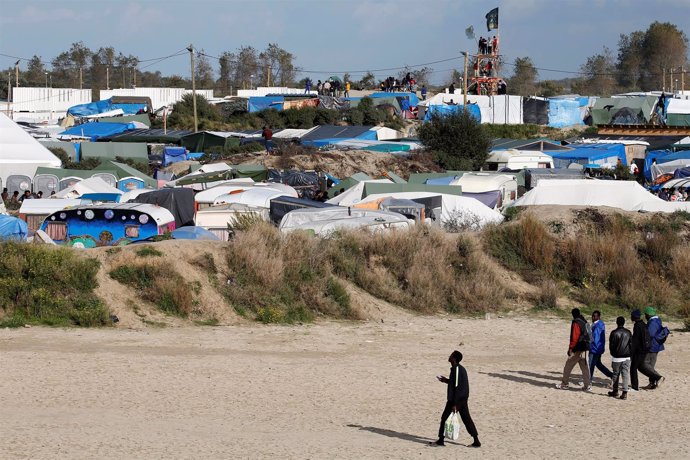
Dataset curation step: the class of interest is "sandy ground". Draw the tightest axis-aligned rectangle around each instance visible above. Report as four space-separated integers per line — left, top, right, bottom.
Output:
1 316 688 459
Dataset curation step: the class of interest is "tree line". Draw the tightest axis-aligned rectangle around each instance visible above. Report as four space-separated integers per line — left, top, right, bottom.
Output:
507 21 689 97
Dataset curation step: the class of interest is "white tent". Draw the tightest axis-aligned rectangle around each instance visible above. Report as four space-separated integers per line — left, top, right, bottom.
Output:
326 179 394 206
512 179 690 213
0 112 61 186
279 207 412 236
54 177 123 199
357 192 504 229
213 187 287 209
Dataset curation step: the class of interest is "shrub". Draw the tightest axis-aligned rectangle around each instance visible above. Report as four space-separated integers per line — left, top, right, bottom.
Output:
534 281 559 309
0 243 109 327
135 246 163 258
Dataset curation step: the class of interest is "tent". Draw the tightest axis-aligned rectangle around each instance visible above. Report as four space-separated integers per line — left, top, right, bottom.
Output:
644 150 690 181
181 131 241 153
269 195 334 224
80 143 148 162
163 146 187 166
279 207 412 236
423 103 481 122
591 96 656 126
523 98 549 125
96 161 157 189
549 143 627 168
130 188 196 227
666 99 690 127
0 214 28 241
512 179 690 213
67 97 148 117
54 177 123 199
548 98 583 128
102 128 193 144
0 113 62 189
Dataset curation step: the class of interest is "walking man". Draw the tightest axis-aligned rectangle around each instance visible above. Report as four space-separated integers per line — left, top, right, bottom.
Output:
432 351 480 448
630 309 651 391
261 125 273 153
556 308 592 391
589 310 613 383
608 316 632 400
642 307 666 389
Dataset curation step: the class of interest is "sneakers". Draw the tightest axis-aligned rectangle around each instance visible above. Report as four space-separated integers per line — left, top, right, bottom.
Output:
620 391 628 400
656 376 665 388
583 385 593 392
555 383 569 390
471 437 481 448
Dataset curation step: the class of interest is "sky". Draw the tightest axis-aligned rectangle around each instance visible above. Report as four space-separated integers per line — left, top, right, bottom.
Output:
1 0 689 85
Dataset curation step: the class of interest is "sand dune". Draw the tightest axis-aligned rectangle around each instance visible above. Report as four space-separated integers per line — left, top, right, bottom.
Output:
1 316 688 459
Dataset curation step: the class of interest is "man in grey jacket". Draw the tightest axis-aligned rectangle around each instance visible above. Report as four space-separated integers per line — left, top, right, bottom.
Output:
432 351 480 448
608 316 632 400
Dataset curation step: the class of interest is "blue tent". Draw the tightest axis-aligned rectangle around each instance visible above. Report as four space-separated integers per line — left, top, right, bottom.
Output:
0 215 28 241
548 98 583 128
424 104 481 122
163 147 187 166
551 143 627 168
644 150 690 180
248 96 284 113
171 226 220 241
60 122 136 141
369 92 420 107
67 98 147 117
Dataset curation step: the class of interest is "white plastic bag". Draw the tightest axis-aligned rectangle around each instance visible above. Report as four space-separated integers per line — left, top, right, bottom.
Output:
444 411 461 440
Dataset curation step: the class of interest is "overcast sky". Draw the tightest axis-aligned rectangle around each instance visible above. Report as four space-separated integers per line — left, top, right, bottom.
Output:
1 0 688 85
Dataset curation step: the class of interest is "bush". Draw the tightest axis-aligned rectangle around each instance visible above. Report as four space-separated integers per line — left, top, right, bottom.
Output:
0 243 109 327
534 281 559 309
417 109 492 170
135 246 163 258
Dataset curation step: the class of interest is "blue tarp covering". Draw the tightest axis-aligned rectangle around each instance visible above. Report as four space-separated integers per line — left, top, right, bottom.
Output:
644 150 690 180
0 215 28 241
73 142 81 162
548 99 583 128
163 146 187 166
248 96 284 113
60 122 135 141
67 98 146 116
424 104 481 122
550 143 627 168
171 226 220 241
369 92 420 107
186 152 205 160
674 167 690 178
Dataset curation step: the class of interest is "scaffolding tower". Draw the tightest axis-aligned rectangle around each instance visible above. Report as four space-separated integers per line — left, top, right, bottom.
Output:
470 35 503 96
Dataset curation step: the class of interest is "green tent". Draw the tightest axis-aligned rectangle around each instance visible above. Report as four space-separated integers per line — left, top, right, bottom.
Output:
34 166 118 180
362 183 463 198
174 170 234 186
407 172 464 184
327 172 373 197
591 96 656 126
181 132 241 153
96 114 151 127
232 164 268 181
80 142 148 162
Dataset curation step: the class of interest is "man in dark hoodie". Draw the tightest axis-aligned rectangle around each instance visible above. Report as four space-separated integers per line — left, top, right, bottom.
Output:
630 309 655 391
608 316 632 400
432 350 480 448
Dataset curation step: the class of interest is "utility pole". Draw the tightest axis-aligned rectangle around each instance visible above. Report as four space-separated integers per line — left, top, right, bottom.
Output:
7 71 11 114
106 66 110 90
662 67 666 92
79 67 83 89
462 51 468 109
670 68 674 94
188 44 198 133
267 65 271 87
14 60 19 88
133 66 137 88
682 66 685 95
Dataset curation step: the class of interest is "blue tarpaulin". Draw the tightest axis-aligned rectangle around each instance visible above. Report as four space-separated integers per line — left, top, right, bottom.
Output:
425 176 458 185
644 150 690 180
172 226 220 241
369 92 420 107
248 96 284 113
60 122 136 141
424 104 481 122
186 152 205 160
67 98 146 116
163 146 187 166
674 167 690 178
548 98 583 128
0 215 28 241
551 143 627 168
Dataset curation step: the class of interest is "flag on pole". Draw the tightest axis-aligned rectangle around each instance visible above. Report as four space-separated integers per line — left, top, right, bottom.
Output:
465 25 475 40
486 7 499 31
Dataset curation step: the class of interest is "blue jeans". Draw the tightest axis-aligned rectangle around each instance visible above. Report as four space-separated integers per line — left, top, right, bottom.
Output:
589 352 613 379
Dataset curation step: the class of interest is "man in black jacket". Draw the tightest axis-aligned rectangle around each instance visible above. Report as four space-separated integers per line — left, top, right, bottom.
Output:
630 309 655 391
432 351 480 448
608 316 632 400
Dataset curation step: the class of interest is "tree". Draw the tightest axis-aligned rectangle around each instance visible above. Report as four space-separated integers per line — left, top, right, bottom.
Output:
537 80 564 97
357 72 376 90
233 46 259 89
195 50 215 89
616 30 645 90
417 110 491 170
24 56 46 87
507 57 538 96
217 51 233 95
414 66 434 85
573 47 617 96
258 43 297 86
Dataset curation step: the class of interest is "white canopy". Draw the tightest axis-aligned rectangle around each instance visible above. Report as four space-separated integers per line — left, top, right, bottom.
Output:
0 112 61 185
213 187 287 209
512 179 690 213
54 177 123 199
279 207 412 236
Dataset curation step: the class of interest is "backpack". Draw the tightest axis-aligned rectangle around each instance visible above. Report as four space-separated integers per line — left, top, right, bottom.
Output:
656 326 670 344
575 318 591 350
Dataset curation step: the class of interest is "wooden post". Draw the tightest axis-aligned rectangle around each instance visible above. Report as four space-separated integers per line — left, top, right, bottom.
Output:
682 66 685 95
14 62 19 88
662 67 666 92
79 67 83 90
462 52 468 109
106 66 110 90
670 68 674 94
267 65 271 87
188 44 198 133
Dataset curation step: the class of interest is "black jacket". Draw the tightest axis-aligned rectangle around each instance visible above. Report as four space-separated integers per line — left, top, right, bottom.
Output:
447 364 469 403
631 320 649 355
609 326 632 358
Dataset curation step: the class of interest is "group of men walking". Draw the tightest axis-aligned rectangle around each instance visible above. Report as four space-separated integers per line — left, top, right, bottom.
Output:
557 307 667 397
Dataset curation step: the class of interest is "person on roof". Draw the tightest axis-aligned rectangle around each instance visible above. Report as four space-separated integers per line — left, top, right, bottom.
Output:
421 85 427 101
344 81 351 98
448 83 456 94
493 36 499 54
556 308 592 391
304 78 312 94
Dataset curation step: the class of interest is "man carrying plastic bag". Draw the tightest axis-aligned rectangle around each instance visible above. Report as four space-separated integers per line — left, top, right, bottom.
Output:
432 350 481 447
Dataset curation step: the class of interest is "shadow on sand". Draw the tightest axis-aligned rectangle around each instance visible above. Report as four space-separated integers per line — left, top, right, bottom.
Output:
347 424 434 445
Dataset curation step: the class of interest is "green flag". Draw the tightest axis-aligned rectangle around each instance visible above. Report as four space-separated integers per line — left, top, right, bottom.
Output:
486 7 499 31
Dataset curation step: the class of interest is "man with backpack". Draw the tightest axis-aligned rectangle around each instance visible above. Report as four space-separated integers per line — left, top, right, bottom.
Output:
556 308 592 391
630 309 655 391
642 307 667 390
608 316 632 400
589 310 613 383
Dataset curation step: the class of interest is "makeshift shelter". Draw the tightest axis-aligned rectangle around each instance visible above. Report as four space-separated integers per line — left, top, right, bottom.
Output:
102 128 193 144
279 207 412 236
0 214 28 241
524 168 584 190
269 196 334 224
491 138 571 152
231 164 268 181
0 112 61 189
80 143 148 163
54 177 123 200
484 149 554 171
549 143 627 168
523 98 549 125
453 173 518 208
195 204 270 240
423 103 481 122
59 122 136 141
130 188 195 227
181 131 241 153
67 97 149 117
548 98 583 128
163 147 187 166
94 113 151 127
18 198 84 231
299 125 376 147
512 179 690 213
666 99 690 127
644 150 690 181
37 140 79 162
33 166 118 193
591 97 656 126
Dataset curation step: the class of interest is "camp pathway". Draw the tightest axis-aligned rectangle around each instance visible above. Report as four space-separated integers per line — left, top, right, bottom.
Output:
0 317 688 459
